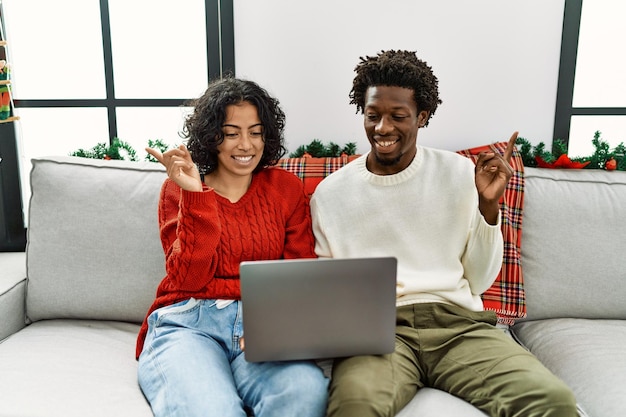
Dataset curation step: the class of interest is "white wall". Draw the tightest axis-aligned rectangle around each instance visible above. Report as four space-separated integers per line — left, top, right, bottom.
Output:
234 0 565 154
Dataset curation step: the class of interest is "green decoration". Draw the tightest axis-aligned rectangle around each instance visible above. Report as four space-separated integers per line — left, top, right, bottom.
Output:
145 139 173 162
70 138 138 161
516 131 625 171
289 139 358 158
70 138 175 162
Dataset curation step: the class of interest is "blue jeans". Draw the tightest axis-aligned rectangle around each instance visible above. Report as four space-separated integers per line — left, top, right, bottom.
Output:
138 298 329 417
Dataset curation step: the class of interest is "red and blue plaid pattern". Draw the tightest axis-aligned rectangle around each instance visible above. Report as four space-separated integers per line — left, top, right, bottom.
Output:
278 143 526 325
277 155 360 197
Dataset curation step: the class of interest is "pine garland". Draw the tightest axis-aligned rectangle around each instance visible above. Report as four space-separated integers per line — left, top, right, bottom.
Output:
70 138 173 162
289 139 357 158
516 131 626 171
71 138 358 161
144 139 172 163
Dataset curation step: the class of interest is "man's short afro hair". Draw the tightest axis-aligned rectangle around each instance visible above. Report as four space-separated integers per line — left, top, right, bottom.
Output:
349 50 442 127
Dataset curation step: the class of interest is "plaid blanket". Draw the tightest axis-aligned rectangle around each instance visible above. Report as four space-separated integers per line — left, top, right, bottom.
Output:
278 144 526 324
277 154 360 197
456 142 526 324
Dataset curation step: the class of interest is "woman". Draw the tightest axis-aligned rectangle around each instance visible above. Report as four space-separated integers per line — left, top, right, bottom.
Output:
136 77 328 417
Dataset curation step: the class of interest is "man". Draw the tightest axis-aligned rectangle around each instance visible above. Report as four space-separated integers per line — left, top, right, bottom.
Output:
310 50 577 417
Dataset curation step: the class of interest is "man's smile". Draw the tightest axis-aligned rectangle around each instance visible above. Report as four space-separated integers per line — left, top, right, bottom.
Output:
374 138 400 148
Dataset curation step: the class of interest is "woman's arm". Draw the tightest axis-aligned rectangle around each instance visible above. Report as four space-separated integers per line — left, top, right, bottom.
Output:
157 179 222 292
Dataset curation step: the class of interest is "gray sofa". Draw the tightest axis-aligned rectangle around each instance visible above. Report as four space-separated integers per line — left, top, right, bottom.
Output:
1 155 625 416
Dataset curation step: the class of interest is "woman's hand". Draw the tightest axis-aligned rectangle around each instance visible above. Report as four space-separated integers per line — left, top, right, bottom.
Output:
474 132 517 224
146 145 203 192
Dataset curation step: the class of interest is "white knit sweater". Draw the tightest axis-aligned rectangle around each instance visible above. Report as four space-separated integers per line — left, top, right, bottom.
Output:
310 146 503 312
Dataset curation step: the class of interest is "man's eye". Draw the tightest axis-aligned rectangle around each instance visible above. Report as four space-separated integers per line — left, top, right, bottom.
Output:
366 114 379 120
393 115 408 120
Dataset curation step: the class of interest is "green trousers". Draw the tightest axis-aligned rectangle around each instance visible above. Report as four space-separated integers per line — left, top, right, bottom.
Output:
327 303 577 417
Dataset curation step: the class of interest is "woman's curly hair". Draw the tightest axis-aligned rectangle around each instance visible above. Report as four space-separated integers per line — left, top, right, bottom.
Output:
182 76 287 174
349 50 442 127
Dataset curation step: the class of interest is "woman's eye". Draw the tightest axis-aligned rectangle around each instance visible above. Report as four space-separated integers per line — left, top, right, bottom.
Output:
224 132 238 138
250 131 263 137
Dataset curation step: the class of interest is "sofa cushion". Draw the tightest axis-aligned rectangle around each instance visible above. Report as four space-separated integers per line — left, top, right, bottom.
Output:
0 319 152 417
26 156 167 323
520 167 626 321
456 142 526 324
397 387 487 416
512 318 626 417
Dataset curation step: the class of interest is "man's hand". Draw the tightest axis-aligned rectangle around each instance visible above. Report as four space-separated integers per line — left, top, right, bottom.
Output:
474 132 517 225
146 145 203 192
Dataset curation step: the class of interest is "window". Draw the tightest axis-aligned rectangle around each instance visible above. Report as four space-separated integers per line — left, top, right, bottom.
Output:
554 0 626 157
0 1 26 250
0 0 234 250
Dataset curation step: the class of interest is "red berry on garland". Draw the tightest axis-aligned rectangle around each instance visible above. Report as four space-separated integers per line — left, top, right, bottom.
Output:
605 158 617 170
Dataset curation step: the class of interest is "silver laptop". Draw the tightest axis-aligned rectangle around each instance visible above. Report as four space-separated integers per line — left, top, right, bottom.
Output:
239 257 397 362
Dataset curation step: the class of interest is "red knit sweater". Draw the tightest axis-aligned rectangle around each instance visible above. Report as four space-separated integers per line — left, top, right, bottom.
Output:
136 167 316 358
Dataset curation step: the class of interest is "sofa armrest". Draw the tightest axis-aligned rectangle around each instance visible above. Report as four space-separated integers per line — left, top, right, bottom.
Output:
0 252 27 340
